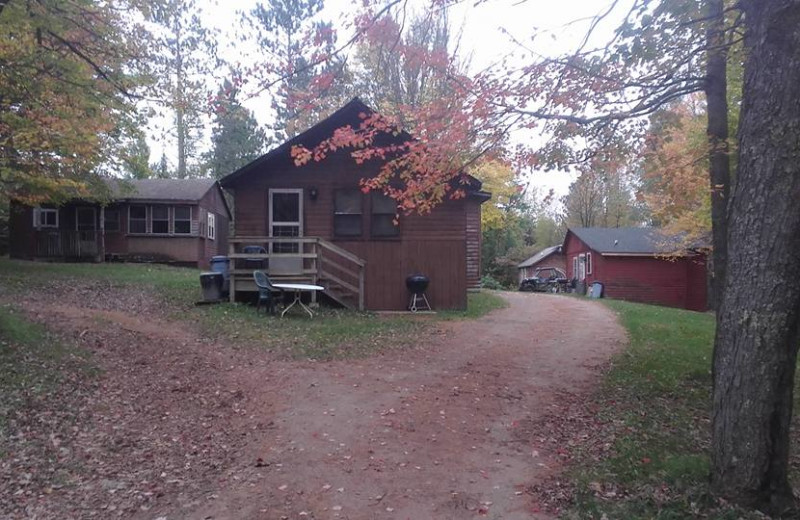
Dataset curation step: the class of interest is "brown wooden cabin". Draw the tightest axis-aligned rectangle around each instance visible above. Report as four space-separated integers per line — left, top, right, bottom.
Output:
9 178 231 269
219 98 490 311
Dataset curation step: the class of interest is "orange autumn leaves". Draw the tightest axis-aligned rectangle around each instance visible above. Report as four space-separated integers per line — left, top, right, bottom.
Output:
641 100 713 241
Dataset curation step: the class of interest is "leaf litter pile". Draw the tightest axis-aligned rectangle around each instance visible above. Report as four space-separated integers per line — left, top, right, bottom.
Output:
1 282 270 518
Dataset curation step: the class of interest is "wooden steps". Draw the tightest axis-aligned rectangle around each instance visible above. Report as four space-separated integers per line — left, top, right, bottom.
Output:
228 236 366 311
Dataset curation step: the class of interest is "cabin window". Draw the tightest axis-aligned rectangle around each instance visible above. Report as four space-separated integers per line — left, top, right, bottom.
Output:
174 206 192 234
586 252 593 275
334 189 363 237
207 212 216 240
34 207 58 228
104 209 120 232
572 256 579 280
151 206 170 234
371 192 399 237
129 205 147 233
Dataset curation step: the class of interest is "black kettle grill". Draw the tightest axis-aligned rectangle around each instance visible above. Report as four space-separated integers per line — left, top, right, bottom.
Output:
406 274 432 312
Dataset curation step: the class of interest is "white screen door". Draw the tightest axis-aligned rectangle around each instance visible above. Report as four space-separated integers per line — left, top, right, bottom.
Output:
269 189 303 254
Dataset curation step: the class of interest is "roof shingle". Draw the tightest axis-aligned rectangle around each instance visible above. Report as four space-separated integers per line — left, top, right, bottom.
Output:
518 245 562 268
107 178 217 202
568 227 700 255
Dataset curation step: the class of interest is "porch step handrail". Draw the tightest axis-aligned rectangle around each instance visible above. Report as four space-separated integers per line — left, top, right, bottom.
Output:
317 239 365 267
228 236 366 311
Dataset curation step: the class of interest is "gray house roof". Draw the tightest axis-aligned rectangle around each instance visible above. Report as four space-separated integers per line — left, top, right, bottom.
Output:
518 245 562 269
108 178 219 202
567 227 701 255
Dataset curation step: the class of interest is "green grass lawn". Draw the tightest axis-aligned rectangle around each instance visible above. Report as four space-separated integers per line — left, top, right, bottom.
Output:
0 257 199 303
0 258 506 360
562 300 778 519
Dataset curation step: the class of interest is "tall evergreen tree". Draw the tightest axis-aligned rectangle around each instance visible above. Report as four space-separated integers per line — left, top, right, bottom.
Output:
150 153 172 179
120 129 153 179
150 0 218 178
250 0 348 142
207 79 266 179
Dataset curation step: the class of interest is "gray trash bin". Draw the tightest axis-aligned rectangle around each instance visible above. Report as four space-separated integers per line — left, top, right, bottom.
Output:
589 282 604 299
209 255 230 295
200 272 224 301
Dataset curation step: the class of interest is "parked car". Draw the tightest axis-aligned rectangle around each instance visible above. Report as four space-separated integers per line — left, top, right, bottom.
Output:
519 267 569 292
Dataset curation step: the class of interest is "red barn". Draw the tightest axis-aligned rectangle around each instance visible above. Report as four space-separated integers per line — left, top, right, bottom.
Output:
563 227 708 311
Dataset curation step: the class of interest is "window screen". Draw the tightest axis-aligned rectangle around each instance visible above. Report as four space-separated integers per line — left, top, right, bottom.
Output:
152 206 169 234
174 206 191 234
371 193 399 237
129 205 146 234
334 189 362 237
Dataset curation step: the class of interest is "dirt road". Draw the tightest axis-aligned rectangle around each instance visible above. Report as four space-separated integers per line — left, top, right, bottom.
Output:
9 289 625 520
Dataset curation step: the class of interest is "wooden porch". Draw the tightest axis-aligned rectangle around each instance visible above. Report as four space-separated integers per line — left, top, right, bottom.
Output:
35 230 100 260
228 237 366 311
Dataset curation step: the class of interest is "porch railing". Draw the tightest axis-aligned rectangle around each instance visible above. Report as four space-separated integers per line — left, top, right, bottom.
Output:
228 237 366 311
35 230 98 258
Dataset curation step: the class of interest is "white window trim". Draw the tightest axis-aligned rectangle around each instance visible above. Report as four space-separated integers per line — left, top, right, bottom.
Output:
207 212 216 240
33 207 59 229
586 252 593 275
578 253 587 281
572 256 579 279
128 204 148 234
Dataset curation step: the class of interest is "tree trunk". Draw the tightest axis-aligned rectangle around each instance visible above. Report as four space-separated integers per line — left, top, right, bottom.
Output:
704 0 730 311
175 23 187 179
710 0 800 514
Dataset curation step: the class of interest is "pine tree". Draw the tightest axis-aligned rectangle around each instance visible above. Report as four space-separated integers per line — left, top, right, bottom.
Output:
120 129 153 179
150 0 218 178
250 0 347 142
207 79 267 179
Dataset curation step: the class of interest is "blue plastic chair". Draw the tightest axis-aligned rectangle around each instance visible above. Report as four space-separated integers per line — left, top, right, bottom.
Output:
253 270 280 315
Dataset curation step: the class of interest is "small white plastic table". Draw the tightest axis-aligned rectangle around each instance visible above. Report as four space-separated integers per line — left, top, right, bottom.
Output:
272 283 325 318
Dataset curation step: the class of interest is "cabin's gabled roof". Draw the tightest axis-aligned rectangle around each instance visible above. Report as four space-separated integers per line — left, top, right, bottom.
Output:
565 227 706 255
517 245 563 268
218 97 490 201
219 97 376 187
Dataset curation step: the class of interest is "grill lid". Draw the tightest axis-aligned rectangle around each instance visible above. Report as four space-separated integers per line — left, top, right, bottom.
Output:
406 274 429 293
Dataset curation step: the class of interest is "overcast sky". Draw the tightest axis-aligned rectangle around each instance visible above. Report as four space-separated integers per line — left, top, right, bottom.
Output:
153 0 624 197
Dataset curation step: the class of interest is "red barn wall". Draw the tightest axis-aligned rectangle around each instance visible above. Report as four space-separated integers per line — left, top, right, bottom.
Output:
564 231 708 311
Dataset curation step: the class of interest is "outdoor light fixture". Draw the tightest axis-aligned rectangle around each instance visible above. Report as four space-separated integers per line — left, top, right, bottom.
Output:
309 187 318 201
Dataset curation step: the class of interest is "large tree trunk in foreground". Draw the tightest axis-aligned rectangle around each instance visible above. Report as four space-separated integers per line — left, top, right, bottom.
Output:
704 0 730 311
711 0 800 514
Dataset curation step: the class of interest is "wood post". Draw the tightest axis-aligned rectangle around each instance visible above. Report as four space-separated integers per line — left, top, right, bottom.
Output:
228 241 236 302
99 206 105 263
358 265 365 311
